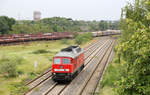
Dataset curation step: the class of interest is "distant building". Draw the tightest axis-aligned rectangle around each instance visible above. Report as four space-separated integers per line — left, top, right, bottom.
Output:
33 11 41 21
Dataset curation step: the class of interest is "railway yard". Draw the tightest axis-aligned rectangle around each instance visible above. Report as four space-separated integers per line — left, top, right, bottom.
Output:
24 36 117 95
1 0 148 94
1 0 147 94
0 30 120 45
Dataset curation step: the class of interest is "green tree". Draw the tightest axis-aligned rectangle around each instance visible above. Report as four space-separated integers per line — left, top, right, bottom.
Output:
115 0 150 95
75 33 93 45
0 16 120 34
11 24 33 34
0 16 15 34
99 20 108 31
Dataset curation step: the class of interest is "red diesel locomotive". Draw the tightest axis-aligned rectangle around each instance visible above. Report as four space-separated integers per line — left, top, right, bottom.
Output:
52 46 84 81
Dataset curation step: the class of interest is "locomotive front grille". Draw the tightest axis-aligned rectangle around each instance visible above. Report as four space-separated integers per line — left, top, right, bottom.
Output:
56 73 66 76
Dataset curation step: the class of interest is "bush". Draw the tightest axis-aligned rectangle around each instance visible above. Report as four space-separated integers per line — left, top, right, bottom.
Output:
0 58 17 77
32 49 49 54
17 70 24 75
61 39 69 44
10 81 29 95
75 35 82 45
115 0 150 94
75 32 93 45
0 57 26 77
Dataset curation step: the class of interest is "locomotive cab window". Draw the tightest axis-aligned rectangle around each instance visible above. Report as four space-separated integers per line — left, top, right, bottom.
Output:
54 58 61 64
63 58 70 64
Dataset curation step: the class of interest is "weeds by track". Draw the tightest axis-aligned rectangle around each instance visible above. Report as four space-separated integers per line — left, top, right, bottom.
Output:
78 40 115 95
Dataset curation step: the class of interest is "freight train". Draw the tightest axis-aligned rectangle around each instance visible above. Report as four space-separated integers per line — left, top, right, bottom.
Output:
92 30 120 37
0 32 73 44
52 46 84 82
0 30 120 44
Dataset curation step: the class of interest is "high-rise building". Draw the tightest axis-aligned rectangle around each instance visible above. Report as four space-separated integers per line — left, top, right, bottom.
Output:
33 11 41 21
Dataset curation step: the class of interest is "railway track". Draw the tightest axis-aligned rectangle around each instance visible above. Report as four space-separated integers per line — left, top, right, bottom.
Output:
93 40 117 95
25 37 115 95
47 38 115 95
24 37 109 95
25 37 102 86
77 40 115 95
42 39 111 95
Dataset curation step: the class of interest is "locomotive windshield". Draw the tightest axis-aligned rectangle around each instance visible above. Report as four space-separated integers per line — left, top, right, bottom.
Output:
63 58 70 64
54 58 61 64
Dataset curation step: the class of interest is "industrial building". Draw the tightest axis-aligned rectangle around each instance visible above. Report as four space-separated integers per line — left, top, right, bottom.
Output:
33 11 41 21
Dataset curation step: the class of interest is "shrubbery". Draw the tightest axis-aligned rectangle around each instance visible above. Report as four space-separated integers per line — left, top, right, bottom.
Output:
10 81 29 95
61 39 69 44
0 59 17 77
0 16 16 34
0 57 25 77
32 49 50 54
115 0 150 95
75 33 93 45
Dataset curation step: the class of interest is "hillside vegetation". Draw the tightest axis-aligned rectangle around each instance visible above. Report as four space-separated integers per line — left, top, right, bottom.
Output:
0 16 119 35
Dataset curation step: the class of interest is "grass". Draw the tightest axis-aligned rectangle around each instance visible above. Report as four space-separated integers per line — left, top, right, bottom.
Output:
1 41 65 75
97 55 123 95
99 86 115 95
0 40 74 95
0 38 97 95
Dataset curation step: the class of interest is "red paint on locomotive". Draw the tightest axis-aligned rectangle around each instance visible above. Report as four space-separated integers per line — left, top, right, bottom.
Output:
52 46 84 82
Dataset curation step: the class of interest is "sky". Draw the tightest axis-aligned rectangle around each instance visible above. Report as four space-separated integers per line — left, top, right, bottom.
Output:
0 0 128 21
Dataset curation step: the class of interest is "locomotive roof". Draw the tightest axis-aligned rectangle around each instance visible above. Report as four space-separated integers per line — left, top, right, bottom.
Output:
55 46 83 58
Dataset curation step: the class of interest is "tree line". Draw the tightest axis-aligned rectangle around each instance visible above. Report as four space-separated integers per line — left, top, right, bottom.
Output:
0 16 119 35
115 0 150 95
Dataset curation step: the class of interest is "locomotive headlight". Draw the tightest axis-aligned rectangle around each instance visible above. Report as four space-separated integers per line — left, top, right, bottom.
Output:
54 69 69 71
65 69 69 71
54 69 64 71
